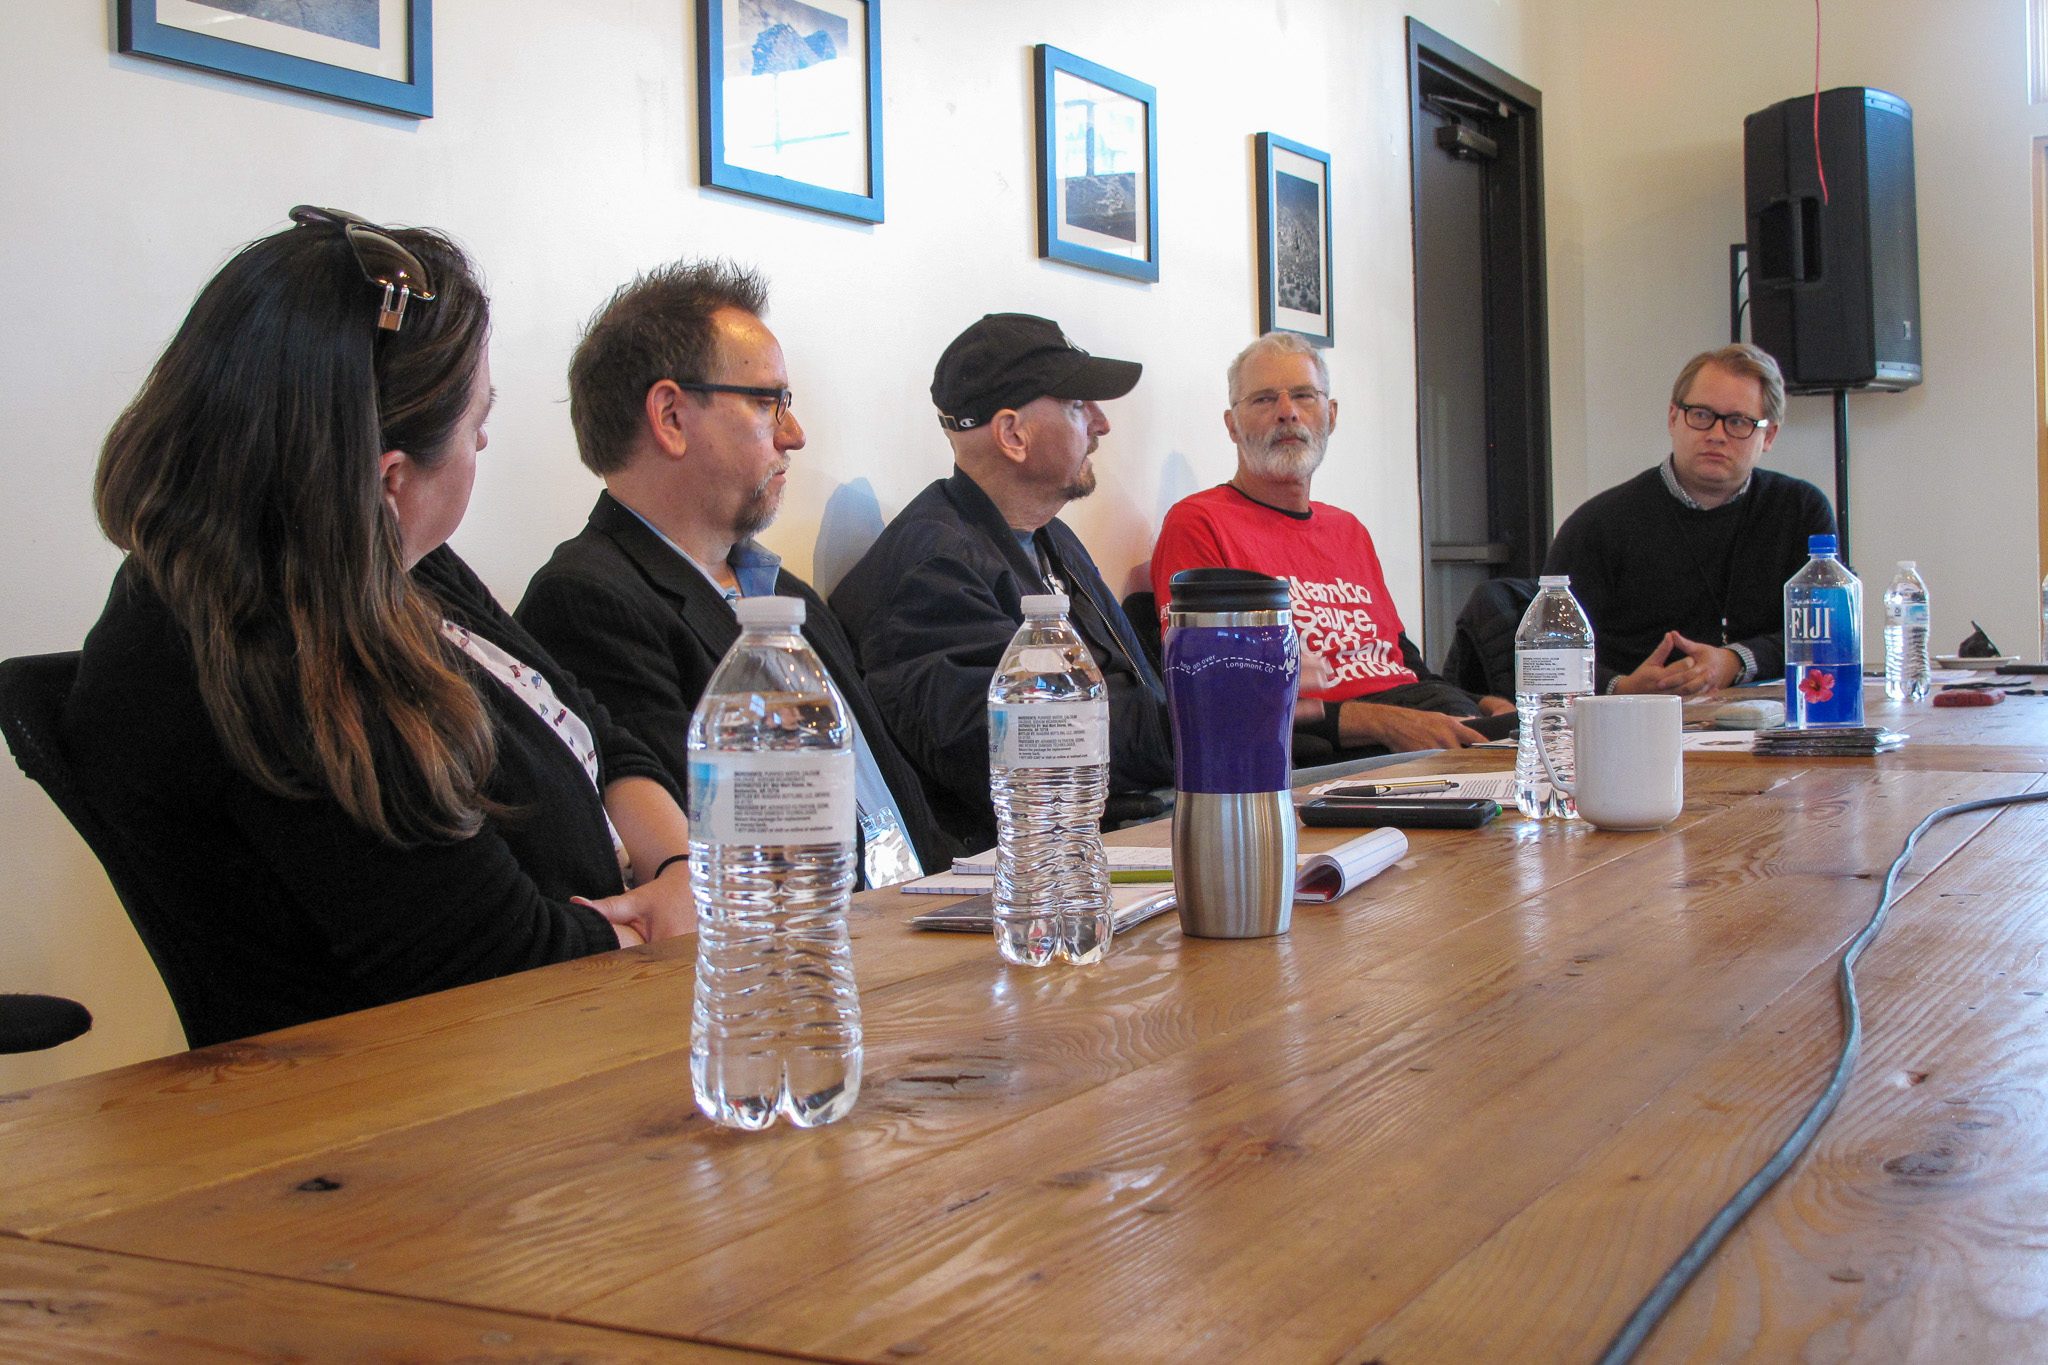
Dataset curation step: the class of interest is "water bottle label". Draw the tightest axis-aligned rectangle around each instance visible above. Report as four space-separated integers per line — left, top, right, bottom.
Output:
1891 604 1929 626
688 749 855 842
989 700 1108 769
1516 648 1594 693
1786 587 1860 667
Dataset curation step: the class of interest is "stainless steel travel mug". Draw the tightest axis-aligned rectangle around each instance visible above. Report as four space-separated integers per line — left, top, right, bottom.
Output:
1164 569 1299 938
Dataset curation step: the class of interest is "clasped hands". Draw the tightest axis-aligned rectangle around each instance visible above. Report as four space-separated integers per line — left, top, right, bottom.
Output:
1610 631 1740 699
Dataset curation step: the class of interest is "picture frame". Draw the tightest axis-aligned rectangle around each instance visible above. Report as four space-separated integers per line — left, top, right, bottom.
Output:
117 0 433 119
697 0 884 224
1255 132 1333 344
1034 45 1158 283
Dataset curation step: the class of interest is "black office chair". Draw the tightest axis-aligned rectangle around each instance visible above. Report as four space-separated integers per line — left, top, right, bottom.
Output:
0 993 91 1053
0 652 208 1048
1439 576 1539 700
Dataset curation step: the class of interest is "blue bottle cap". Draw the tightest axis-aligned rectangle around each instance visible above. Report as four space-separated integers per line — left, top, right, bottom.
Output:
1808 534 1838 555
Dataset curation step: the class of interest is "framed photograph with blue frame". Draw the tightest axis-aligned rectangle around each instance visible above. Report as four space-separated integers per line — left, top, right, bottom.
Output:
698 0 884 224
116 0 433 118
1035 45 1158 283
1255 133 1333 343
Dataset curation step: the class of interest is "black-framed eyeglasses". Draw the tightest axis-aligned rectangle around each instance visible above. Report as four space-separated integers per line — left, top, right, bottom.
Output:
1675 401 1771 440
673 381 794 424
289 204 436 333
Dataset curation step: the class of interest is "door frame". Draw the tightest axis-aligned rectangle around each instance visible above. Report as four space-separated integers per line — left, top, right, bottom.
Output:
2035 135 2048 590
1405 18 1551 660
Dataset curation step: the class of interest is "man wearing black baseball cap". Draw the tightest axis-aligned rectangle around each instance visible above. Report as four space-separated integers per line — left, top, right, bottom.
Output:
830 313 1173 850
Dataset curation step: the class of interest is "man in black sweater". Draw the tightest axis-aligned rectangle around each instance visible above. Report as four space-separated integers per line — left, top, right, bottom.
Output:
1544 343 1835 696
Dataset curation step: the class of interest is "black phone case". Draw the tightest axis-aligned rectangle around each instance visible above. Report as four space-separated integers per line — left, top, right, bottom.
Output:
1299 797 1501 829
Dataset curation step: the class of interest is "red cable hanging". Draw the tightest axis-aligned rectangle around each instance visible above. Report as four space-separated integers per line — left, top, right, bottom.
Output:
1813 0 1830 204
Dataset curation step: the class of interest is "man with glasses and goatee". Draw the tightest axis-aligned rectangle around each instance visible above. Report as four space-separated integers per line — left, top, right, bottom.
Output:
517 259 952 889
1544 343 1835 698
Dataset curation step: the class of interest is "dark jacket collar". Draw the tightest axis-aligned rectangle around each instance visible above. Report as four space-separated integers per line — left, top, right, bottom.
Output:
940 467 1056 593
586 490 749 656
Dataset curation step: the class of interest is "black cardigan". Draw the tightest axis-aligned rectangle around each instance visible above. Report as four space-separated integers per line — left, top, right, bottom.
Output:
62 547 674 1046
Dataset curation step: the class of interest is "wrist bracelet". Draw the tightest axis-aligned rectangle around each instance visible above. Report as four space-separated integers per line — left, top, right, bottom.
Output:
652 852 689 881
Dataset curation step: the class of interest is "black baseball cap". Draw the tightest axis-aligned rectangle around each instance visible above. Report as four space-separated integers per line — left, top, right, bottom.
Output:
931 313 1142 431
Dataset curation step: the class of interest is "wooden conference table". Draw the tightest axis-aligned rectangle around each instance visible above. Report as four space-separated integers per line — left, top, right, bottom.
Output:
5 690 2048 1361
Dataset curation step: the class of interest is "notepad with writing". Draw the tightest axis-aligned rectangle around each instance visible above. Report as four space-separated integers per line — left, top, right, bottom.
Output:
946 844 1173 877
905 827 1407 929
908 885 1179 933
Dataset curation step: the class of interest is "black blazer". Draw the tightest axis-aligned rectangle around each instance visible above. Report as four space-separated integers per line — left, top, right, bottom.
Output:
515 491 955 877
61 548 664 1047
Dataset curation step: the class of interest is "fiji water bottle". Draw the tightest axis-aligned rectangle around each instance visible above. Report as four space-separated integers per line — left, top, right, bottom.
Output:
1882 561 1931 702
987 594 1113 967
1513 576 1595 818
1785 535 1865 728
687 595 861 1130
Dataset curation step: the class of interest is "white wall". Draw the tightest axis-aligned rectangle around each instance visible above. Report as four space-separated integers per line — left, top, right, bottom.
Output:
1542 0 2046 659
0 0 1546 1087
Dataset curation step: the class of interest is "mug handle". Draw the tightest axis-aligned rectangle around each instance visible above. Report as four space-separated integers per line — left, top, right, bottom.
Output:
1532 706 1575 795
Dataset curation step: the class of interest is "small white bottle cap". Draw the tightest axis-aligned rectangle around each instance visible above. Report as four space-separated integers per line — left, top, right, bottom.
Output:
734 595 805 628
1538 574 1571 588
1020 593 1069 616
1898 560 1916 569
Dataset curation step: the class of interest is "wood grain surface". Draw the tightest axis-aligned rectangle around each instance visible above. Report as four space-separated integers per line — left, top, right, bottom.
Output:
0 1235 774 1362
4 716 2047 1362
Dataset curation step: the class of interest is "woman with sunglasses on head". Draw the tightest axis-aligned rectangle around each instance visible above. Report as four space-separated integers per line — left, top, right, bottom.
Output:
63 208 694 1047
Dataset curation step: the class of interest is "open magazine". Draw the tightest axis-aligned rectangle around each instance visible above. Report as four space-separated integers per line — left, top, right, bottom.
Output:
907 827 1408 931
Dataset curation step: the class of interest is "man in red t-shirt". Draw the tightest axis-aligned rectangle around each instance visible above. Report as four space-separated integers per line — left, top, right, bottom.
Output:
1150 332 1513 754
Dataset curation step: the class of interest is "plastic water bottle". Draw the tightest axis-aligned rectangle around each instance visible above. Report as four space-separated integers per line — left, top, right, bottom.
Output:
1513 575 1595 819
686 595 860 1130
1882 561 1930 702
987 593 1112 966
1785 535 1865 728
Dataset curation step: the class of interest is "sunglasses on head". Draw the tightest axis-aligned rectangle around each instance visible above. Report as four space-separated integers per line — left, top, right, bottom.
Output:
289 205 437 333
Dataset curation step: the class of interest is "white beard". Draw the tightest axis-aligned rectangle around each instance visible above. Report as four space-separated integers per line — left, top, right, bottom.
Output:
1244 424 1327 480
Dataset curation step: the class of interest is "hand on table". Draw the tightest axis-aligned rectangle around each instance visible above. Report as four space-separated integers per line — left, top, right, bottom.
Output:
1337 701 1490 751
577 858 697 948
1476 695 1517 717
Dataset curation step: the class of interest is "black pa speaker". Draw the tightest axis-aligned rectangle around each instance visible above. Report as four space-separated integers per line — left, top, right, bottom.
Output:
1744 86 1921 392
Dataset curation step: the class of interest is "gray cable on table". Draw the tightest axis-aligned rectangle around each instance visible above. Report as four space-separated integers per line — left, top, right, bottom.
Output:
1597 786 2048 1365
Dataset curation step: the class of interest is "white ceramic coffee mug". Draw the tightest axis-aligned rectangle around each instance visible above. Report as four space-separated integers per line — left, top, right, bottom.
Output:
1534 694 1684 830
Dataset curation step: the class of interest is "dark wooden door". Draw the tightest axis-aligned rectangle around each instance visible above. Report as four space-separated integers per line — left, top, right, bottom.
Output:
1407 21 1550 667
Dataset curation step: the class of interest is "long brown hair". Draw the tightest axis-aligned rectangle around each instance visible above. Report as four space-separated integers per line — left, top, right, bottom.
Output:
95 216 497 845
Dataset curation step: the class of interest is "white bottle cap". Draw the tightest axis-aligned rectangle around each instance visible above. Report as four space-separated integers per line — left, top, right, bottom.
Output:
733 595 805 628
1537 574 1570 588
1898 560 1916 569
1020 593 1069 616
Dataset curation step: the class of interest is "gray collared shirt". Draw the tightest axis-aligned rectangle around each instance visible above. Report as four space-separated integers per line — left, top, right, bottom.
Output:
1658 453 1753 511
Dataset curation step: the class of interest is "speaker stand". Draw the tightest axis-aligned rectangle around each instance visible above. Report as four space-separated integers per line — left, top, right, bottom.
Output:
1831 389 1852 569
